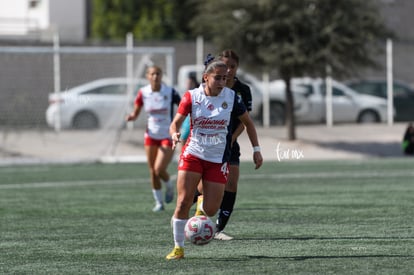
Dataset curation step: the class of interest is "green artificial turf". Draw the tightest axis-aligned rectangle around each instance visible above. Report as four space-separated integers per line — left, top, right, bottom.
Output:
0 159 413 274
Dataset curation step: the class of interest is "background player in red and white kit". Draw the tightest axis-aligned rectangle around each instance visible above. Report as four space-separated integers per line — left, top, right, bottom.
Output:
166 57 263 260
126 66 181 212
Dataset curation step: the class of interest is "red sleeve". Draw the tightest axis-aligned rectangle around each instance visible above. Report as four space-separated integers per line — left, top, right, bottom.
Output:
177 91 192 116
134 90 143 106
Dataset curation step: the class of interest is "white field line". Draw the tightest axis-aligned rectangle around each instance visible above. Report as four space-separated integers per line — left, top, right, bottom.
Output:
0 166 52 173
0 175 179 189
243 170 414 180
0 170 412 189
0 178 139 189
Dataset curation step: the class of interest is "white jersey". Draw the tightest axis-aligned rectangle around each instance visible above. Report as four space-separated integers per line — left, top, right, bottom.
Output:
135 84 180 139
178 85 246 163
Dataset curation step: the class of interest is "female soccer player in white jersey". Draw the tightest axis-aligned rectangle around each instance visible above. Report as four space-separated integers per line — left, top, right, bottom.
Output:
190 50 253 240
166 57 263 260
126 66 181 212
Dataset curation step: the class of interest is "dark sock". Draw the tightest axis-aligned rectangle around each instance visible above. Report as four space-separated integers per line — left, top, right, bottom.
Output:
192 190 202 204
217 191 236 232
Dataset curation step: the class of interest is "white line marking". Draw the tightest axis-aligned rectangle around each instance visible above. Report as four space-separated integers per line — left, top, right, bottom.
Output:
0 170 411 190
0 178 139 189
242 170 414 180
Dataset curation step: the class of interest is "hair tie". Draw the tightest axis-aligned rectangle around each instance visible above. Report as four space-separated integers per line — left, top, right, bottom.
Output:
204 54 215 66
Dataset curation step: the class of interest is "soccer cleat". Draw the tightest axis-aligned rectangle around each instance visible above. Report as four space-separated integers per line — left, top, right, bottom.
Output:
152 204 164 212
165 186 174 204
214 231 234 241
194 195 204 216
166 246 184 260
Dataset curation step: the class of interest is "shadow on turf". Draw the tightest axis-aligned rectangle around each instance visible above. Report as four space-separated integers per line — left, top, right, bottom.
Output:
246 255 414 261
227 236 414 261
210 254 413 262
240 236 414 241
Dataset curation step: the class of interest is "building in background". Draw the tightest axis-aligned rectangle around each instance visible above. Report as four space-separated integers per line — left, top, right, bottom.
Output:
0 0 87 42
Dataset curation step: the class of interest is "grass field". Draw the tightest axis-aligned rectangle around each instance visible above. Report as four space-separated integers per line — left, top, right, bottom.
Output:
1 159 413 274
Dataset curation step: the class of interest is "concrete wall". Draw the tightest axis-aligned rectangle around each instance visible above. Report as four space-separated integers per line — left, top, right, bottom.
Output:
0 0 86 42
49 0 86 42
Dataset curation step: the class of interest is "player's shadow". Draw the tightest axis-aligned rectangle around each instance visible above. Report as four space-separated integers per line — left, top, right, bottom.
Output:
240 236 414 241
311 141 403 157
213 254 413 262
247 254 414 261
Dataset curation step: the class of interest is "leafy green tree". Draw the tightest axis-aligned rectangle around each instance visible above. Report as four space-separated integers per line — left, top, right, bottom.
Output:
191 0 393 140
91 0 196 40
91 0 137 40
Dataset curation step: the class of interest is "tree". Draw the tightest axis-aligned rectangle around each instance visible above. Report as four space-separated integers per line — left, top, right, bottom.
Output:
190 0 393 140
90 0 197 40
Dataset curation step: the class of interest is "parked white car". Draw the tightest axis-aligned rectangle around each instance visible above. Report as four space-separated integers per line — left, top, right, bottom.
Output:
269 77 390 124
177 65 387 125
177 65 290 124
46 78 146 129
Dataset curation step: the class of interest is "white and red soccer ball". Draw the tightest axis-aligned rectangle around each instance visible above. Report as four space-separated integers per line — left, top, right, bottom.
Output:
184 215 216 245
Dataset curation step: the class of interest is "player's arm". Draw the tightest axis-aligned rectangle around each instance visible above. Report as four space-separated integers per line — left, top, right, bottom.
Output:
238 111 263 169
170 91 192 149
231 89 250 143
231 123 245 144
170 113 187 150
126 90 143 121
126 103 142 121
232 84 253 142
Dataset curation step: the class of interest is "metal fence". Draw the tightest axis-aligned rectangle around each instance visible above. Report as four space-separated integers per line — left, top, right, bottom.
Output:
0 38 175 163
0 36 174 128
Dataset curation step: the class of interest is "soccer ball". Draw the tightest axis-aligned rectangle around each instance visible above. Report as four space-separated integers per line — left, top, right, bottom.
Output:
184 215 216 245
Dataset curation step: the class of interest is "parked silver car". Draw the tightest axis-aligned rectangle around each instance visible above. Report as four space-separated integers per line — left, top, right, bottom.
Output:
268 77 390 124
176 65 388 125
177 64 291 125
46 78 146 129
345 78 414 122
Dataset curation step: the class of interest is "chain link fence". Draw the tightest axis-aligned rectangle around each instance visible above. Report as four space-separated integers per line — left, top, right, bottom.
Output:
0 40 175 163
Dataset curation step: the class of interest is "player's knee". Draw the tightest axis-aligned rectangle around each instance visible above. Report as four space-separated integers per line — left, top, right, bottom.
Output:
225 181 237 192
175 198 193 215
148 167 156 177
154 166 166 178
202 204 218 217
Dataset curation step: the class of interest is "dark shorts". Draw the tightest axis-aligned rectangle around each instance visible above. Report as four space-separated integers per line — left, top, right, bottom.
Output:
229 141 241 166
